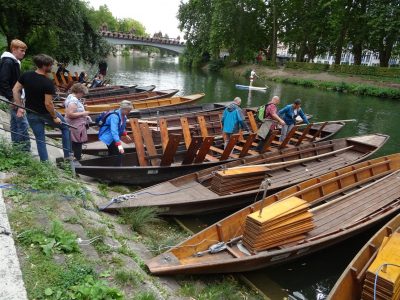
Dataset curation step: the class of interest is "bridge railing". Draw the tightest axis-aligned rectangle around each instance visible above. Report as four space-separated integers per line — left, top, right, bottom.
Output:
99 31 185 46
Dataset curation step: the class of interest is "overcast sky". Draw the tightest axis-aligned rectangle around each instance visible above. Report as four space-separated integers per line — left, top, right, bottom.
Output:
87 0 183 38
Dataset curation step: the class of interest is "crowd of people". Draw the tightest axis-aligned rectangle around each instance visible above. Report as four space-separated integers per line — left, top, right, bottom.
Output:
0 39 130 165
0 38 309 167
222 95 309 151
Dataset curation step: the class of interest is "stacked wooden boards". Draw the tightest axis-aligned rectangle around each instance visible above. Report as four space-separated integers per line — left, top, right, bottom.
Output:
328 214 400 300
242 197 315 252
361 232 400 299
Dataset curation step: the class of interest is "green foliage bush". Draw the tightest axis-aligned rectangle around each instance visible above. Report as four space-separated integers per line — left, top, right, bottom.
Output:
18 220 79 256
330 64 400 77
286 61 330 71
270 77 400 99
208 59 225 72
119 207 163 233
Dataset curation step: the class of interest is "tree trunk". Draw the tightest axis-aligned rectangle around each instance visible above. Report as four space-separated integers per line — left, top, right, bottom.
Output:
334 28 346 65
379 37 394 67
270 0 277 65
353 42 362 65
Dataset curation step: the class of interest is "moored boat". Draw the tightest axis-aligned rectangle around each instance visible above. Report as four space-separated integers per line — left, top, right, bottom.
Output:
146 153 400 275
57 93 205 114
99 134 389 214
328 214 400 300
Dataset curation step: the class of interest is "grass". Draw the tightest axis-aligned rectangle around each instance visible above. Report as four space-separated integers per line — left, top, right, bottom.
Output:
119 207 163 233
269 76 400 99
114 269 144 287
132 291 158 300
179 276 260 300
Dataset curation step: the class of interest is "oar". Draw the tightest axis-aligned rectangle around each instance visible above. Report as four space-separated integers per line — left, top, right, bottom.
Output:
298 119 357 127
0 95 77 129
223 146 354 172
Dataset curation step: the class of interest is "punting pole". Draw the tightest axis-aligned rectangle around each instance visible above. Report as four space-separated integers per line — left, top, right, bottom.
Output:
0 95 77 129
298 119 357 127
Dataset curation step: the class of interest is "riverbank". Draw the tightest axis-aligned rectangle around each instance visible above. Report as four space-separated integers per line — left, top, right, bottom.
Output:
221 64 400 99
0 109 262 300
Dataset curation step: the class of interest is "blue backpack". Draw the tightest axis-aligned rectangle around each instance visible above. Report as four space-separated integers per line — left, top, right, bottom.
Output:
95 110 120 127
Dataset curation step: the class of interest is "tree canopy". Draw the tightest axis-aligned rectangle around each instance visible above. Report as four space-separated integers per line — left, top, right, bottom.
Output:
178 0 400 67
0 1 147 64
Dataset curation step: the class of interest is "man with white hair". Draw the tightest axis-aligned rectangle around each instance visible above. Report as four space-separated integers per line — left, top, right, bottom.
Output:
256 95 285 152
221 97 250 148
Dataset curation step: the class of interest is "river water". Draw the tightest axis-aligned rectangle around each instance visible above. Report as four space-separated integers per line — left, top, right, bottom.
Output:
104 54 400 299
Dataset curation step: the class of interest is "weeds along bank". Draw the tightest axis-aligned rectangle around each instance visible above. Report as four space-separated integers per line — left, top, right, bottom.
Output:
219 63 400 100
0 139 262 300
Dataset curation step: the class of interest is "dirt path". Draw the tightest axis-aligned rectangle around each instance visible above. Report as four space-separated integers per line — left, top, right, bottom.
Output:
229 64 400 89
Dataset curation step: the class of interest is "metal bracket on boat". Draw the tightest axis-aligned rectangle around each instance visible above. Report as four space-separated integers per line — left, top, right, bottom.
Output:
258 178 272 218
193 242 227 257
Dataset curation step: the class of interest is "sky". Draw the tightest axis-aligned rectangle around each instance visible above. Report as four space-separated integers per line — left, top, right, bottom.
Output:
87 0 183 38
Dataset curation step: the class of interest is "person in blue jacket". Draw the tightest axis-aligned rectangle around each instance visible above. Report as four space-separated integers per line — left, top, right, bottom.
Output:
278 99 310 142
278 99 309 141
99 100 133 166
221 97 250 148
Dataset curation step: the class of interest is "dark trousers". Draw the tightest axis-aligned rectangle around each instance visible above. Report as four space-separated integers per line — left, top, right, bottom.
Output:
72 142 83 160
256 131 272 152
107 143 123 166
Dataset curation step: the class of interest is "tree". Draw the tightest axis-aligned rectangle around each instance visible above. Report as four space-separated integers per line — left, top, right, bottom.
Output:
367 0 400 67
87 4 118 31
0 0 111 64
117 18 147 36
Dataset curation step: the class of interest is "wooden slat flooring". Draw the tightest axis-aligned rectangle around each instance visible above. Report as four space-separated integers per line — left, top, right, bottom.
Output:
310 173 400 236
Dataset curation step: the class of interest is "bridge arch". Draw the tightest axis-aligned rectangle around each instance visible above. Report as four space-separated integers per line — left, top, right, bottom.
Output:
100 31 186 55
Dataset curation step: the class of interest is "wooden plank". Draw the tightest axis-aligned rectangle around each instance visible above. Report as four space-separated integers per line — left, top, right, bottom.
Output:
67 72 73 84
310 122 328 142
220 134 239 161
180 117 192 149
239 133 257 157
295 123 313 146
159 118 169 151
197 115 209 137
52 72 61 86
130 119 147 166
194 136 215 163
260 130 279 153
279 125 299 149
60 73 68 85
247 111 258 132
140 123 158 166
182 136 204 165
160 134 182 166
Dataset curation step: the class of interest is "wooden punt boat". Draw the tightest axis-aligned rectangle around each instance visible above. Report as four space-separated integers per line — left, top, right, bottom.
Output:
55 89 178 106
328 214 400 300
75 115 328 186
57 93 205 114
81 88 178 105
83 85 156 99
99 134 389 214
146 153 400 275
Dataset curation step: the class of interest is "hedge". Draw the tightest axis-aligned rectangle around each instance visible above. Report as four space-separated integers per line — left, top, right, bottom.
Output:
285 61 330 71
330 64 400 77
270 77 400 99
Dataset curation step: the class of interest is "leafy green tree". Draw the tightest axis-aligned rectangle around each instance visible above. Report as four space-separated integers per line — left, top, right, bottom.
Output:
87 4 118 31
117 18 147 36
367 0 400 67
0 0 111 64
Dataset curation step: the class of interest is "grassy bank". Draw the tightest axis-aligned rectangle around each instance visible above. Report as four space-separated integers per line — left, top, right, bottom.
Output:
221 64 400 100
0 139 261 300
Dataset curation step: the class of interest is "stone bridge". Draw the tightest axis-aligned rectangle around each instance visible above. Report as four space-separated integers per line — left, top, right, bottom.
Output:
100 31 186 54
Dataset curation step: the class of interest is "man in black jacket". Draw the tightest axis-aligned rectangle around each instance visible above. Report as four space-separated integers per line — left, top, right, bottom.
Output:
0 39 30 151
